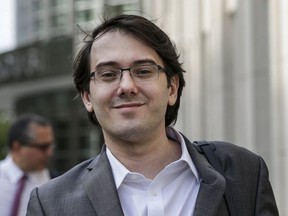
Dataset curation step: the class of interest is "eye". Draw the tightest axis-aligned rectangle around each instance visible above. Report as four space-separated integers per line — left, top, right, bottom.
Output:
97 70 119 81
134 66 154 77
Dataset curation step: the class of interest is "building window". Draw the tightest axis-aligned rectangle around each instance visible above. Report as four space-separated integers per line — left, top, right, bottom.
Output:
76 10 93 23
51 0 65 7
33 0 43 11
51 14 66 27
34 18 43 33
104 0 141 17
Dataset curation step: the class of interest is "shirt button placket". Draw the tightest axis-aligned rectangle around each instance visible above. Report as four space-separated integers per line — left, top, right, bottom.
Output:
147 188 164 216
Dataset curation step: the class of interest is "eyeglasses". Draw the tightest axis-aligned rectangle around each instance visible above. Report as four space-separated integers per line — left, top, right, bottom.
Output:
89 64 166 85
23 142 55 151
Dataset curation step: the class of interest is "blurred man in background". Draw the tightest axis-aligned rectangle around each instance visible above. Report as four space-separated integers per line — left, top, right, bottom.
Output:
0 113 55 216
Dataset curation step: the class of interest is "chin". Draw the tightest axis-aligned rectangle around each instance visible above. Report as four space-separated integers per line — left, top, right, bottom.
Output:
114 124 154 140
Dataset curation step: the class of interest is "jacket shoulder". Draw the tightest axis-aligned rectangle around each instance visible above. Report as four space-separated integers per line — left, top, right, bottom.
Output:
194 141 261 163
38 156 97 194
28 155 106 215
193 140 265 179
194 141 278 215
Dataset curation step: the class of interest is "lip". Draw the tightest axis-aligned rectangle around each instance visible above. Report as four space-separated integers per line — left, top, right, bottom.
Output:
113 102 144 109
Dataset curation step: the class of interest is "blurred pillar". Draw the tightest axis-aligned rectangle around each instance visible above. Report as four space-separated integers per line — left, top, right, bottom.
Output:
269 0 288 214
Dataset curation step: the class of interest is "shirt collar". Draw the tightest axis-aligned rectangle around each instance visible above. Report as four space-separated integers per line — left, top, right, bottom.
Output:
106 127 200 189
0 154 50 183
166 127 200 182
106 148 130 189
1 154 25 183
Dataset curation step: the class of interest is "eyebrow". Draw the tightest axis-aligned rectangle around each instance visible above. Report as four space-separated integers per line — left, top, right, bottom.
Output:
94 58 157 70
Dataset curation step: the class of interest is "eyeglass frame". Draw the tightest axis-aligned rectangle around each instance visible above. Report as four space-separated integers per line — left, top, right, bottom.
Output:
21 141 55 151
89 63 167 84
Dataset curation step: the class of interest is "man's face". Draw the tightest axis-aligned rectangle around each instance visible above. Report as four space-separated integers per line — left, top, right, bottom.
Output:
82 30 179 144
14 123 54 172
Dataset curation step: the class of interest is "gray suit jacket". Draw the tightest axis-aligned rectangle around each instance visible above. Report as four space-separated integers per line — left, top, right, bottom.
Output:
26 138 278 216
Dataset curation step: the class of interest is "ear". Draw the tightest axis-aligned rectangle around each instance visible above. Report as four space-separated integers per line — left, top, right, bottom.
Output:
81 91 94 112
168 75 179 106
11 141 22 153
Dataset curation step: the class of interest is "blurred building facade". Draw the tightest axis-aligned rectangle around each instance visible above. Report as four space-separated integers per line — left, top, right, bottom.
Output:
0 0 287 214
0 0 106 173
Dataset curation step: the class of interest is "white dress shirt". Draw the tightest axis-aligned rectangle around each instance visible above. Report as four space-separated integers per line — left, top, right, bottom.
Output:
0 155 51 216
107 127 201 216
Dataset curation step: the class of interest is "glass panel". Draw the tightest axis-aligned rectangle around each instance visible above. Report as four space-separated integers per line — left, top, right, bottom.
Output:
51 14 66 27
33 0 43 11
51 0 65 7
76 10 93 22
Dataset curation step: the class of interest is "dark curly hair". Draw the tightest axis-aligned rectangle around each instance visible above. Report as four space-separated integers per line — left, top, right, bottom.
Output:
73 14 185 127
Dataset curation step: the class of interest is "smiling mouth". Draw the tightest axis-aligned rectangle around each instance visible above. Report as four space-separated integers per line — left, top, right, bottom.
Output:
114 102 144 109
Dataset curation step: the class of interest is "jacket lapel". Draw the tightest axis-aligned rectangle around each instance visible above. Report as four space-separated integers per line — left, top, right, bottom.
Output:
186 139 226 216
82 146 124 216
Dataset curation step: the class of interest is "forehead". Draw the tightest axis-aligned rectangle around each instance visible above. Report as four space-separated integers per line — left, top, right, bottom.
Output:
90 30 164 68
28 122 53 140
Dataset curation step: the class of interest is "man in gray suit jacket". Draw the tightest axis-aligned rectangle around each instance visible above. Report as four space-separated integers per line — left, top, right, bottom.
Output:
27 14 278 216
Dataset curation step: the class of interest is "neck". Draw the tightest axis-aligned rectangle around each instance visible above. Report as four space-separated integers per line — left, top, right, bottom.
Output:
105 130 182 179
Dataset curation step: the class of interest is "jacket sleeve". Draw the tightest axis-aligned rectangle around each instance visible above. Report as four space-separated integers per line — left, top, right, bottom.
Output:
26 187 46 216
255 156 278 216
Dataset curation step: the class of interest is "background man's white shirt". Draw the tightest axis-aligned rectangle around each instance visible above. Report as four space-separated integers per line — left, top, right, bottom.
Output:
0 155 51 216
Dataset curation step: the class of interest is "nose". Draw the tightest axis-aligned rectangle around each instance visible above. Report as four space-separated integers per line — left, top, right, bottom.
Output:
117 70 138 96
45 145 54 158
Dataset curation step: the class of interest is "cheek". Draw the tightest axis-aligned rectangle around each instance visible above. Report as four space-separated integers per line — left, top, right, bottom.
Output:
89 86 114 111
84 85 113 131
23 150 37 160
18 150 35 166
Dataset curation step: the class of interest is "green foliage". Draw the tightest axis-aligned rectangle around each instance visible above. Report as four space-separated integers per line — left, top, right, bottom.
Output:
0 112 11 160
